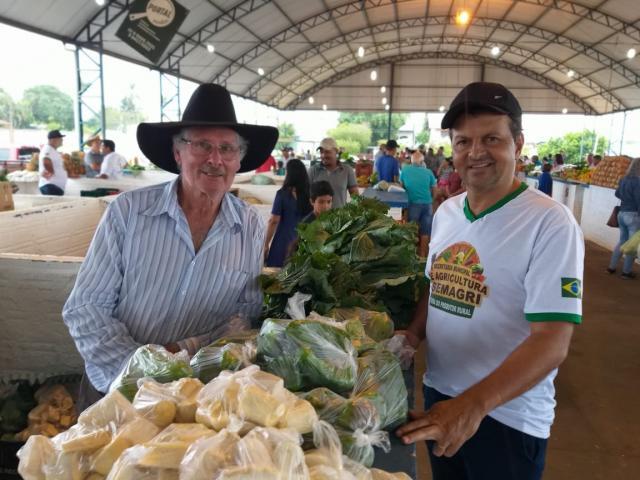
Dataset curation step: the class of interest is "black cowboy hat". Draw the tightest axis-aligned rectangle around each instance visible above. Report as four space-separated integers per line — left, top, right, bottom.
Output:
137 84 279 174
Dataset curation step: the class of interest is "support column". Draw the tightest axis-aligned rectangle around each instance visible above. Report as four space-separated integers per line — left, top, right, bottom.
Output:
74 39 106 149
386 63 395 140
160 72 181 122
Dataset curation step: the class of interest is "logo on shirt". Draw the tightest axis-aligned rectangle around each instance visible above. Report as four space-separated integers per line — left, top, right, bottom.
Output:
561 278 582 298
429 242 488 318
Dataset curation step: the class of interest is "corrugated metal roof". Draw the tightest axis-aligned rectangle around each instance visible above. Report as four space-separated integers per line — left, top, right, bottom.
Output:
0 0 638 114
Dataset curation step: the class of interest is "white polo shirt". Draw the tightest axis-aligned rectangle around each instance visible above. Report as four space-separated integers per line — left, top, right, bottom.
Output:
38 144 68 191
424 183 584 438
100 152 126 179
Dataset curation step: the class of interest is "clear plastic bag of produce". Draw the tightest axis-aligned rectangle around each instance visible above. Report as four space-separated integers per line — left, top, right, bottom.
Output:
381 335 416 370
352 348 408 430
190 332 257 384
106 444 180 479
328 307 395 342
132 377 204 427
257 319 358 394
109 345 193 401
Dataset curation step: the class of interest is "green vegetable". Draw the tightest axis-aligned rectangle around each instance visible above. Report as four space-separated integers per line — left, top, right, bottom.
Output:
111 345 193 401
250 174 275 185
260 196 427 329
0 381 36 434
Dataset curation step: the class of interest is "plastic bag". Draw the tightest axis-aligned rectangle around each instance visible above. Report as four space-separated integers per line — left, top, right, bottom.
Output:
17 435 55 480
190 333 257 384
179 429 241 480
105 444 180 479
352 349 408 430
109 345 193 401
285 292 313 319
256 319 304 391
382 335 416 370
132 377 204 427
328 308 395 342
621 230 640 256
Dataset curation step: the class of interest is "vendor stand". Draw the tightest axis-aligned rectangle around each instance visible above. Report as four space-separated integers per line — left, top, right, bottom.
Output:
362 187 409 208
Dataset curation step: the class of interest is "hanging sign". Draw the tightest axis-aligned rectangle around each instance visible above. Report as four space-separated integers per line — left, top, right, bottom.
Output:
116 0 188 63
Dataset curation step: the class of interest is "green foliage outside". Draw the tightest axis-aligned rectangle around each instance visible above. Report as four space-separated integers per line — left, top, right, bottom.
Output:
338 112 408 144
277 122 296 150
537 129 608 164
328 123 372 155
415 116 430 145
22 85 74 130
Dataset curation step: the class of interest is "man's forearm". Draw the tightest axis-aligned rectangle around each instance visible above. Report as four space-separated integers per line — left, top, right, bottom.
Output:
459 322 574 416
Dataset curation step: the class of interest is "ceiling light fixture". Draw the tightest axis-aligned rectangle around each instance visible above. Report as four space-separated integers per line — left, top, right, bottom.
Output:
322 104 327 111
491 46 500 56
309 97 315 105
382 97 387 105
380 86 386 93
206 44 215 53
627 48 637 59
95 0 105 6
562 108 568 114
257 68 265 75
370 70 378 81
455 9 471 26
357 46 365 58
439 105 445 112
567 69 575 77
384 104 390 111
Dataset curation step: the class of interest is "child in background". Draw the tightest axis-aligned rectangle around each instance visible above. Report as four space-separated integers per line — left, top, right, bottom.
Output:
276 160 285 175
302 181 334 223
538 163 553 196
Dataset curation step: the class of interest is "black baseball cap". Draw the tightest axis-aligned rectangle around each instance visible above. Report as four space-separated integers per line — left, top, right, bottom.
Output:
47 130 66 139
385 139 399 149
441 82 522 129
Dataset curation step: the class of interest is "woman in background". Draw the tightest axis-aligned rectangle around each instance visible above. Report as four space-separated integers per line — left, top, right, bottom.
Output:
264 159 312 267
607 157 640 279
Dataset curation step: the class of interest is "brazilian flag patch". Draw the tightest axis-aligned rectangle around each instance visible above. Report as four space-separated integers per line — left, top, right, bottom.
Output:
561 278 582 298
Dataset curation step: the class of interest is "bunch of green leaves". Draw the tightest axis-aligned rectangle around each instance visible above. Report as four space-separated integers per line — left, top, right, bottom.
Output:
260 196 427 328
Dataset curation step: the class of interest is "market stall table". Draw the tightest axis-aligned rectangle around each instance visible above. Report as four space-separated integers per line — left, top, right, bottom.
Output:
362 187 409 208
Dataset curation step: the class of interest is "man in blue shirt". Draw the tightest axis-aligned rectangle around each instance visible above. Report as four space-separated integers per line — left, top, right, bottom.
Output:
400 151 437 257
63 84 278 409
375 139 400 183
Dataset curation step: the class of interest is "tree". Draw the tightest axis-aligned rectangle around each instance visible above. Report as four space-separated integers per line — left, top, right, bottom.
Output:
537 129 608 163
0 88 14 124
338 112 408 144
119 84 146 128
21 85 74 130
277 122 296 149
415 115 430 145
327 123 372 154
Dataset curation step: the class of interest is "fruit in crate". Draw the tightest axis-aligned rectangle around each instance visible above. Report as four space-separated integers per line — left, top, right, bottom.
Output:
590 156 630 188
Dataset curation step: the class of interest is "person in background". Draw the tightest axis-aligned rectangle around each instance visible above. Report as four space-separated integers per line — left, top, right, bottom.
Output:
400 150 437 257
39 130 67 196
397 81 583 480
255 153 276 173
276 160 285 175
281 146 293 167
264 158 312 267
586 153 594 166
532 155 541 167
592 154 602 167
63 84 278 409
302 180 334 223
607 157 640 279
553 153 564 171
97 140 126 179
374 143 386 163
308 137 358 208
425 147 437 173
84 135 103 178
375 139 400 182
538 162 553 197
445 162 465 198
435 146 446 171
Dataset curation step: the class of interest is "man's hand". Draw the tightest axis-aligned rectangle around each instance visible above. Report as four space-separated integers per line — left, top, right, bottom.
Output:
396 395 485 457
42 170 53 179
394 329 421 349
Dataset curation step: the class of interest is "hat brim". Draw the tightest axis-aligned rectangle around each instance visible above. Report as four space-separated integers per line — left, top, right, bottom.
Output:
441 102 511 129
137 121 279 174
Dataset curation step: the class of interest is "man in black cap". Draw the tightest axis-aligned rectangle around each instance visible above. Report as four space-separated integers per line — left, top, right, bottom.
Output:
63 84 278 409
397 82 584 480
374 139 400 183
39 130 67 196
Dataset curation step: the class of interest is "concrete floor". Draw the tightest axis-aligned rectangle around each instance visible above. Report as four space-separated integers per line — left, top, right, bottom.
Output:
411 241 639 480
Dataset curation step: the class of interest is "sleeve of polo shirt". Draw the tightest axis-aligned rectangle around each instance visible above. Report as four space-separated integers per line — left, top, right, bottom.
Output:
62 199 140 392
523 206 585 324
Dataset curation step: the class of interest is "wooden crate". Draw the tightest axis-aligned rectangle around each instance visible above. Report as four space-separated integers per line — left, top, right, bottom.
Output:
0 181 14 212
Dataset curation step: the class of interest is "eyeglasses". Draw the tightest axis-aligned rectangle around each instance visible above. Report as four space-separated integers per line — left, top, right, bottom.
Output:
180 138 245 159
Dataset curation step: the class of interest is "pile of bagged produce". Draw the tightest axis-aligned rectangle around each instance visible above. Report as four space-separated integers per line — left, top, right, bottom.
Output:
260 197 427 328
17 365 409 479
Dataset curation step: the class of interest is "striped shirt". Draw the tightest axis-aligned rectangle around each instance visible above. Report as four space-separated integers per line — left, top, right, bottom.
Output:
62 178 265 392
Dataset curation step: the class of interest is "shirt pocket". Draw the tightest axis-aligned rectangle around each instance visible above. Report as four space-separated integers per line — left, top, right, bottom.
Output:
208 268 249 315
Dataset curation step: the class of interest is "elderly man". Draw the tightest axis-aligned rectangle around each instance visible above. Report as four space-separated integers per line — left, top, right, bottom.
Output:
63 84 278 408
84 135 103 178
397 82 584 480
308 137 358 208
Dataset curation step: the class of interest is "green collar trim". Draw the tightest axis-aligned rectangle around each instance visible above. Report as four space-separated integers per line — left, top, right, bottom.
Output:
463 181 528 222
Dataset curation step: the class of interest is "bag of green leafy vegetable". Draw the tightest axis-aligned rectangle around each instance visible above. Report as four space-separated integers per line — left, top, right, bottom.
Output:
287 320 358 393
190 339 256 384
329 307 395 342
110 345 193 401
352 348 408 429
256 319 304 391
